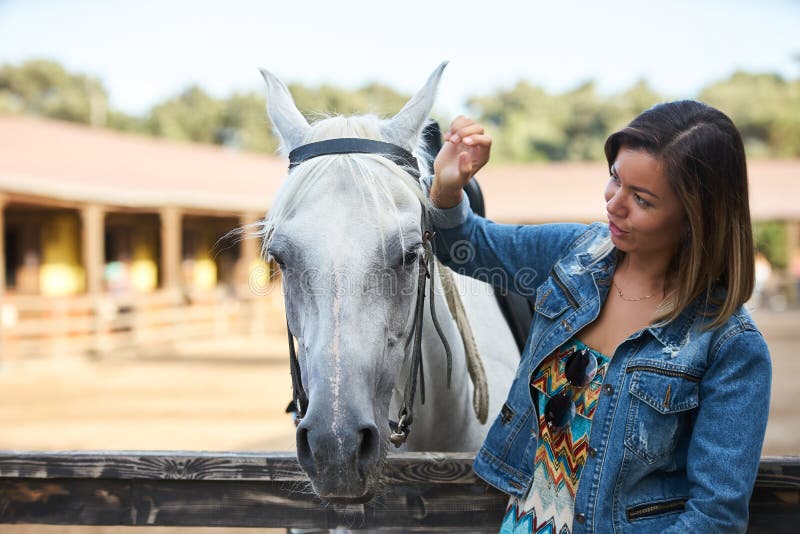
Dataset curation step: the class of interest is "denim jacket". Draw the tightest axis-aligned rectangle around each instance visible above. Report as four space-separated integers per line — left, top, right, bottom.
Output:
427 190 771 533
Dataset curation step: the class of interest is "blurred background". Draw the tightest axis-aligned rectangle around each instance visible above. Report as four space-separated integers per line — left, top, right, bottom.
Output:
0 0 798 499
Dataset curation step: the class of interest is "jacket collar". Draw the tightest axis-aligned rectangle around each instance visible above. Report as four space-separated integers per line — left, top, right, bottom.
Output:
575 247 700 351
646 299 700 350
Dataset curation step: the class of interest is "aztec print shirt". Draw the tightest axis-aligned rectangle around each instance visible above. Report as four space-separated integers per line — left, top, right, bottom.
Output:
500 338 611 534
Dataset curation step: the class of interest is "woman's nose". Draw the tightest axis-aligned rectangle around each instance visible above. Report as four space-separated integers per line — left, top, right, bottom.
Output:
606 188 625 216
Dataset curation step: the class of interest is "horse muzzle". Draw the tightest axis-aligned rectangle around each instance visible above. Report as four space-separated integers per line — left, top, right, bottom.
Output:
295 413 383 501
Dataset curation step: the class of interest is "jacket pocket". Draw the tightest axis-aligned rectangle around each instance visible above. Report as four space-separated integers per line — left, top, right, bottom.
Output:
624 362 700 464
534 273 576 319
626 496 688 521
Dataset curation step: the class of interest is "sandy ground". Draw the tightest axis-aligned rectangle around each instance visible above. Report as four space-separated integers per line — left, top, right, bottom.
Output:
0 333 297 452
751 309 800 456
0 309 797 533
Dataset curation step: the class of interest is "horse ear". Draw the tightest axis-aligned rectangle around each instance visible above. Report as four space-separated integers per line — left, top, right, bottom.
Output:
381 61 448 150
259 68 311 153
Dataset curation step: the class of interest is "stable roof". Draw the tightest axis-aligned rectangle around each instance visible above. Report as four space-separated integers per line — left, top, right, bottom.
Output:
1 115 797 222
0 115 286 214
480 159 800 223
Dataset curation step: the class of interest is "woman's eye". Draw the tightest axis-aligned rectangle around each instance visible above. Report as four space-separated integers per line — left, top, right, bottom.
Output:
610 173 620 185
634 194 652 208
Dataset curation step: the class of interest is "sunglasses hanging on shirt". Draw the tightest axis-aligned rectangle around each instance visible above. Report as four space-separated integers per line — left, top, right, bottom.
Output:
543 348 599 431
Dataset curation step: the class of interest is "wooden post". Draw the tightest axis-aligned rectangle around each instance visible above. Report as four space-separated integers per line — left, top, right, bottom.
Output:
237 212 262 291
786 220 800 305
80 204 105 295
160 207 183 341
159 207 182 291
0 193 6 295
0 194 6 364
80 204 105 358
237 213 265 336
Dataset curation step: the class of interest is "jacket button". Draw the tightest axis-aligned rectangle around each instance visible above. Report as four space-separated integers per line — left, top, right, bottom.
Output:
603 384 614 395
576 513 586 524
588 447 597 458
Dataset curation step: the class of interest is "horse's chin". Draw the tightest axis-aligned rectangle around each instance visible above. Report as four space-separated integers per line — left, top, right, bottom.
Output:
312 480 378 504
324 492 375 505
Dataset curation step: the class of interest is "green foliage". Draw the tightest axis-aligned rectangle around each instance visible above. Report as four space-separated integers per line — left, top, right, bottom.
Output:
754 221 788 269
0 59 109 125
287 82 409 119
106 109 149 135
219 92 278 153
467 79 664 162
146 85 224 144
2 58 799 162
699 72 800 158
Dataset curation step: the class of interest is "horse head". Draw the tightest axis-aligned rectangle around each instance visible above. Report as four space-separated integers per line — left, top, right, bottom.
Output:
260 63 447 502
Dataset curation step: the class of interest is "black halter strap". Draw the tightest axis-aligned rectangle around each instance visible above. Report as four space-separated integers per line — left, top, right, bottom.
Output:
288 138 420 178
283 138 452 446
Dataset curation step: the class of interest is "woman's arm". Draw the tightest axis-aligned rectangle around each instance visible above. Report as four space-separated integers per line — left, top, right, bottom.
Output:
662 327 771 533
426 116 589 296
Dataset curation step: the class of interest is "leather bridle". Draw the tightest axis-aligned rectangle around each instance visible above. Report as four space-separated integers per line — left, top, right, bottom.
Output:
283 138 453 447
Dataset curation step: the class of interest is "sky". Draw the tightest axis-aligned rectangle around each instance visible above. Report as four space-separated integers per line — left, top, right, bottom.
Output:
0 0 798 118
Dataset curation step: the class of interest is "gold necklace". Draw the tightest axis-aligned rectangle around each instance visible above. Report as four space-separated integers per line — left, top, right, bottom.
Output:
613 280 655 302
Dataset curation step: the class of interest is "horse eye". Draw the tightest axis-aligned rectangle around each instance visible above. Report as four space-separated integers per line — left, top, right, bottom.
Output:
402 248 421 266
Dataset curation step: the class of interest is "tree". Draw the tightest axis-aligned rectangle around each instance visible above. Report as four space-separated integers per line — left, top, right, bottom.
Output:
700 71 800 157
3 58 798 161
0 59 109 125
145 85 224 144
219 92 278 153
466 80 660 162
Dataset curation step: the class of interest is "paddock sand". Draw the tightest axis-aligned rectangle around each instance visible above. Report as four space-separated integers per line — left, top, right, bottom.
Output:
0 310 797 533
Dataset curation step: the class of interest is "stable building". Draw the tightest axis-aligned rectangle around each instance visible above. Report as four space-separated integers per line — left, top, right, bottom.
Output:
0 115 287 361
2 115 799 361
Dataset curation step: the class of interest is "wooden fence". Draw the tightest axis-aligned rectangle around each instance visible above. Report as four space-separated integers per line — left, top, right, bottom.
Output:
0 287 284 362
0 452 797 532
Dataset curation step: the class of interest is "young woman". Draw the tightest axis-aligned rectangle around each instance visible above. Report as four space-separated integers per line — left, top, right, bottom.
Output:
427 100 771 533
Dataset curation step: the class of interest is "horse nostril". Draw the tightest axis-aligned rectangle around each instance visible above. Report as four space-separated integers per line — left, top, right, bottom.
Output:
296 427 316 477
356 425 379 473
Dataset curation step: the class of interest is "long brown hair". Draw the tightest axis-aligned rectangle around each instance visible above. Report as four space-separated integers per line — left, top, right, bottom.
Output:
604 100 754 329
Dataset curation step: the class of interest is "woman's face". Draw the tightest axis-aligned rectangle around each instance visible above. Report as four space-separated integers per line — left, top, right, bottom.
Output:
605 147 687 261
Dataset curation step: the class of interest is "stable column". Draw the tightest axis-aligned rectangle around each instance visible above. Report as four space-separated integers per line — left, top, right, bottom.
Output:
80 204 105 295
787 220 800 305
0 195 6 365
237 212 266 335
160 207 183 291
236 213 262 291
0 194 6 295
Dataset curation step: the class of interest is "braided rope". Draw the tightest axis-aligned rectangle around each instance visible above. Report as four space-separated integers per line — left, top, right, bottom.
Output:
436 259 489 424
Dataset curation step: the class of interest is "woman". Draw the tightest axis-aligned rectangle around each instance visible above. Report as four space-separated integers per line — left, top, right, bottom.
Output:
427 100 771 533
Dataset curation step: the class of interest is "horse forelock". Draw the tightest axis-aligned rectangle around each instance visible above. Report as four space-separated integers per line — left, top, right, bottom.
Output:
261 114 431 266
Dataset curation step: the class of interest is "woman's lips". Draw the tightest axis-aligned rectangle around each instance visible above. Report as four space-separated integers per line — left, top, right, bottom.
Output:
608 218 629 237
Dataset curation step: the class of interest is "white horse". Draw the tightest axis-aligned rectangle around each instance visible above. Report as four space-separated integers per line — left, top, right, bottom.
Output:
259 62 519 505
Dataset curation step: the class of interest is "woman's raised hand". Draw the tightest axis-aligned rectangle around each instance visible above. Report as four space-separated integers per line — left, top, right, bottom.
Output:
431 116 492 209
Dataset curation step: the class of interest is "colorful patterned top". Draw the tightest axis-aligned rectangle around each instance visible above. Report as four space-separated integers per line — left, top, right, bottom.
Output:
500 338 611 533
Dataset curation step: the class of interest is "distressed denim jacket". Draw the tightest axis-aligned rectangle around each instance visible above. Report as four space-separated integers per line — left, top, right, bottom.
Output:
426 188 771 533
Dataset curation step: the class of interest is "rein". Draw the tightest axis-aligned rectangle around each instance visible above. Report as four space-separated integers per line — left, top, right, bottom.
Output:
283 138 452 447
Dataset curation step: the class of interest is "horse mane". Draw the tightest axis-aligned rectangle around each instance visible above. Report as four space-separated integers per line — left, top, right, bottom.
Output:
258 114 433 264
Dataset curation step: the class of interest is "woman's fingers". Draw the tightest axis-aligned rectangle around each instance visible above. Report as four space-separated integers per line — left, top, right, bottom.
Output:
434 116 492 202
458 151 474 180
462 133 491 147
446 116 483 140
448 115 475 133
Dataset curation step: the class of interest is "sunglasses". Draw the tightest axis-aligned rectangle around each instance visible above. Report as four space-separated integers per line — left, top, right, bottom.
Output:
543 348 598 431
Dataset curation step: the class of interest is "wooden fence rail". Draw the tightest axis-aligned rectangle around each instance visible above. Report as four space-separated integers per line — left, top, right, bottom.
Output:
0 288 284 362
0 452 798 532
